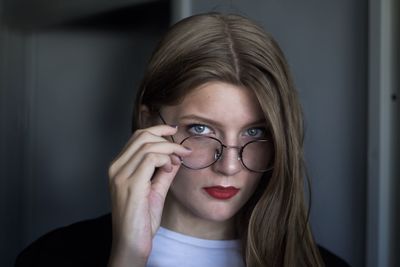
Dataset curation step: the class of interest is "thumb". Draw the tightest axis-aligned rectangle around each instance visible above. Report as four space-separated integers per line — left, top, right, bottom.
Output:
150 162 181 201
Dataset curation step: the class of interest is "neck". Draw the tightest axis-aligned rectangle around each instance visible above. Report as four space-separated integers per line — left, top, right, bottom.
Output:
161 193 237 240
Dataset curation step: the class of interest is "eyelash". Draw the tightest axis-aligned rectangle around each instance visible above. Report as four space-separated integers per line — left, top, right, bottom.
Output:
186 124 213 135
186 124 266 138
244 127 266 138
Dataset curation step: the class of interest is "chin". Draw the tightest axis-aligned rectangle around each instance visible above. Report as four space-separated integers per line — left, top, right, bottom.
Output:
198 203 240 222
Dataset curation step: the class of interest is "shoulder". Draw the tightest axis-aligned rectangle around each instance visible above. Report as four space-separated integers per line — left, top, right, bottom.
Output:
318 246 351 267
15 213 112 267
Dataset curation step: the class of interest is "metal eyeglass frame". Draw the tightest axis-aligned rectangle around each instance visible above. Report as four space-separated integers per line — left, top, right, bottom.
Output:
158 112 272 173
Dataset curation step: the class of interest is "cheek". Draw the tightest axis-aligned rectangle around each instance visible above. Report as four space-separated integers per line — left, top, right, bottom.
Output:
170 167 204 191
243 174 263 194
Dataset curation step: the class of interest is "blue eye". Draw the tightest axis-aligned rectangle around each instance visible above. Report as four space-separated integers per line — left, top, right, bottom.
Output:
187 124 211 135
245 127 265 138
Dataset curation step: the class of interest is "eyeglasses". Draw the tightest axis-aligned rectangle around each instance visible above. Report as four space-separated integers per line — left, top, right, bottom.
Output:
158 113 273 173
177 135 272 172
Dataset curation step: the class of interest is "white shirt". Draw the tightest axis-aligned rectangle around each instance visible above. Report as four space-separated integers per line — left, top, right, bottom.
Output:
146 227 245 267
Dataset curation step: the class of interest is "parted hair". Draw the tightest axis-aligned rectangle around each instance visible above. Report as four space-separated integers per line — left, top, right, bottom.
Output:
132 12 324 267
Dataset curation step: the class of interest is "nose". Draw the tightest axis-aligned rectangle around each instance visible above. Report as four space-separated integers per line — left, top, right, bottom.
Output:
212 146 242 176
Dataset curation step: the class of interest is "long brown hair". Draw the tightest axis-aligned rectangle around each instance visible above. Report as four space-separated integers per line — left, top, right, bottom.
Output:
132 12 324 267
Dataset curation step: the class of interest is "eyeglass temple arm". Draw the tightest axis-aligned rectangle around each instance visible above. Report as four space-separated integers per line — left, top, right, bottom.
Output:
157 111 176 143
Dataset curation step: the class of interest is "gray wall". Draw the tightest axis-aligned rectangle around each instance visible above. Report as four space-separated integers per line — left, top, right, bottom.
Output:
0 2 170 266
190 1 368 267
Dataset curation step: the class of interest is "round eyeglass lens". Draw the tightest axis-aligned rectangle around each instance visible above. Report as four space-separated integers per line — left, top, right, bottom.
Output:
180 136 272 172
180 136 222 169
241 140 272 172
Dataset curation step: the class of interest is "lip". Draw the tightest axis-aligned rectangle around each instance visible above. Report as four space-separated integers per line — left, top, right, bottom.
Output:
203 186 240 200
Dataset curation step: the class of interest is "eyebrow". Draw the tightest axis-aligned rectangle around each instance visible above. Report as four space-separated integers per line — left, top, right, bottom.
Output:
178 114 266 128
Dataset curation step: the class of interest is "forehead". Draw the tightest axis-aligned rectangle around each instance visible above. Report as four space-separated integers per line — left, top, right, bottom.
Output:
163 82 264 123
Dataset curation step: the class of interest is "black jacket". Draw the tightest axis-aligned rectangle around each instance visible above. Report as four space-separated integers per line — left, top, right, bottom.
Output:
15 214 350 267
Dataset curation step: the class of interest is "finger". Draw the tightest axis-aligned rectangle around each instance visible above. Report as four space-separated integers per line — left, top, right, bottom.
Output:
110 152 174 199
124 153 175 194
151 162 181 203
127 125 178 151
170 154 182 166
110 125 178 175
111 142 191 183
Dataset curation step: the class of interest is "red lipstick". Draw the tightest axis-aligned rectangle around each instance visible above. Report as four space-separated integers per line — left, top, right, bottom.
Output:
204 186 239 200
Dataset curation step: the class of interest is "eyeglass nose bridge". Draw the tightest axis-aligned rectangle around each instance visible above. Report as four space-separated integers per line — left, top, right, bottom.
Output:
216 143 244 162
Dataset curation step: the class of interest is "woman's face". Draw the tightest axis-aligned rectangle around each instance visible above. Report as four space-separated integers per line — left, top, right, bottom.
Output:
160 81 273 232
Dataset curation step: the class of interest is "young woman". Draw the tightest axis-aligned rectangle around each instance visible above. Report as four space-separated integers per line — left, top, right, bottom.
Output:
16 13 349 267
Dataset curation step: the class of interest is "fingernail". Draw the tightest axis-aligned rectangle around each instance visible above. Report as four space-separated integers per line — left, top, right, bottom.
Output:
170 125 178 129
184 146 192 151
164 164 173 172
